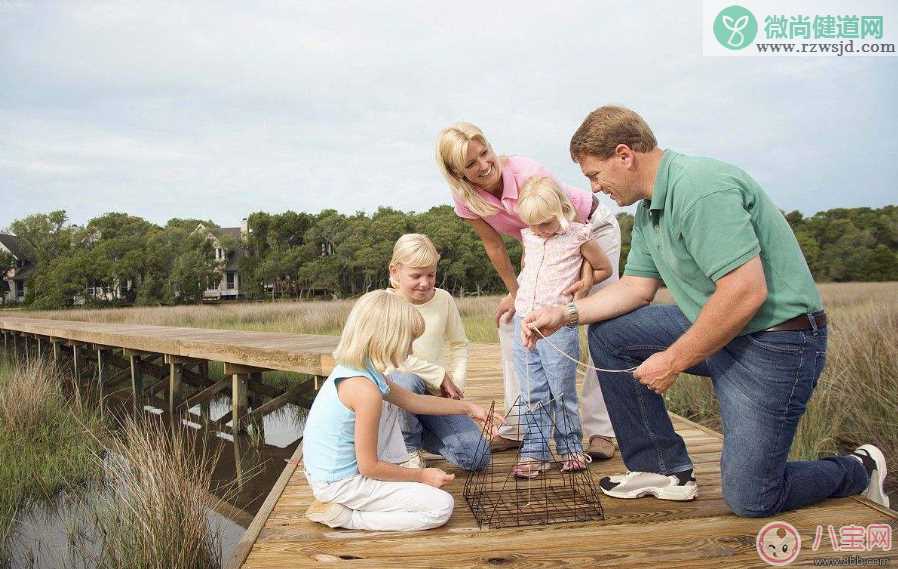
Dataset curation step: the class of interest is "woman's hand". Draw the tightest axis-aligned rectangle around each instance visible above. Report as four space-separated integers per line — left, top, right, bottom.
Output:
521 305 566 349
495 292 516 326
440 373 464 400
419 468 455 488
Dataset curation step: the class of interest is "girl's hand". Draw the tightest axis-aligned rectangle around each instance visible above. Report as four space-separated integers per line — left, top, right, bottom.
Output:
440 373 464 400
419 468 455 488
495 292 516 326
563 279 587 298
521 306 566 349
465 402 505 438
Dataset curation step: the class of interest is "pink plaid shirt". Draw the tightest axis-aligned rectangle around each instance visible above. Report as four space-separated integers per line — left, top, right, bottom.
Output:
514 222 592 316
451 155 593 241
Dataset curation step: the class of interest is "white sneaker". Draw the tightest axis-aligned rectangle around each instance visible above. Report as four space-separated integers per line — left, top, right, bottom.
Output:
853 444 890 509
399 449 427 469
305 499 352 528
599 470 698 501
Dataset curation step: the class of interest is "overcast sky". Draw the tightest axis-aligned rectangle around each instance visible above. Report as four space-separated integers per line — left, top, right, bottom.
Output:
2 1 896 230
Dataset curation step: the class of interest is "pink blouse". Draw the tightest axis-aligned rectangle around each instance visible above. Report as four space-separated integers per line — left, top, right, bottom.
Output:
452 155 593 241
514 222 592 316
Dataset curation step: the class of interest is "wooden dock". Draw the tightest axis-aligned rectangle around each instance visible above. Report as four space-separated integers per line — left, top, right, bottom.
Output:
1 317 894 567
233 343 897 568
0 316 335 434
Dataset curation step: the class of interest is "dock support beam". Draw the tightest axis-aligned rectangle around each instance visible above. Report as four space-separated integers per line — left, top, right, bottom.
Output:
129 353 144 415
96 347 109 409
72 344 81 382
224 362 261 435
51 339 60 366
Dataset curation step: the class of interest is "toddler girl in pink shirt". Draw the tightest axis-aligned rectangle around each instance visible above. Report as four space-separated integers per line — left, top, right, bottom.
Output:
511 176 613 478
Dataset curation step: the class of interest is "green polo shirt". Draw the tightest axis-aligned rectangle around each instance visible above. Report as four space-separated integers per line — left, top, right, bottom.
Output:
624 150 822 335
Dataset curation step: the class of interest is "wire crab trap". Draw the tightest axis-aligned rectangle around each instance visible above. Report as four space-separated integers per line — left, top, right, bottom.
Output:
463 396 605 528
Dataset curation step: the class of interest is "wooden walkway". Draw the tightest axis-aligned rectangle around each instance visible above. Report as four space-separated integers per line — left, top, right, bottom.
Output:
0 316 337 375
235 343 898 568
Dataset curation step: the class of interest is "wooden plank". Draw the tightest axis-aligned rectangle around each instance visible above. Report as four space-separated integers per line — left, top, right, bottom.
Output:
225 443 304 569
238 382 310 427
180 377 231 410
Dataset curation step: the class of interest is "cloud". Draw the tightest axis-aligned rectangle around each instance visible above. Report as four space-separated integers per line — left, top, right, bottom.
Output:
1 0 896 230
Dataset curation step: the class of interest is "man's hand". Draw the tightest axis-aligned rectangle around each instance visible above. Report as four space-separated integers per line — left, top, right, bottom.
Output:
440 373 464 400
495 292 516 326
633 350 683 395
419 468 455 488
520 305 566 349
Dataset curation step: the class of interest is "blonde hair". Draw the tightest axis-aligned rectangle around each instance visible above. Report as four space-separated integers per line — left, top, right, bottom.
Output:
333 290 425 371
569 105 657 161
435 122 501 218
389 233 440 288
517 176 576 231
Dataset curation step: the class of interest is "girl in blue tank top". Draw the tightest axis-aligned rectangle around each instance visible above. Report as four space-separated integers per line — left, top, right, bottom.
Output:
302 289 500 531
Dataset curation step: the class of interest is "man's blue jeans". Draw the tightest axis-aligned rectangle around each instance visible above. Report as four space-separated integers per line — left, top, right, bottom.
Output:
587 304 869 517
389 372 490 471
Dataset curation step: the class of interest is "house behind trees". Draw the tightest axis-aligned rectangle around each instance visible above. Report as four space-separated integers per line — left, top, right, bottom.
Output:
0 233 34 304
195 219 247 301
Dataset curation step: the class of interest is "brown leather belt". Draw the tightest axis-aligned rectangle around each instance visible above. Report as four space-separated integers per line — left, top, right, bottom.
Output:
763 311 827 332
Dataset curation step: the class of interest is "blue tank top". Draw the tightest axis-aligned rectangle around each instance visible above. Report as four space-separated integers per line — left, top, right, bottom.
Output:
302 363 391 483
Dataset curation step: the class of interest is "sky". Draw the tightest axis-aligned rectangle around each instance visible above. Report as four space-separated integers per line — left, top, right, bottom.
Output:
2 0 897 231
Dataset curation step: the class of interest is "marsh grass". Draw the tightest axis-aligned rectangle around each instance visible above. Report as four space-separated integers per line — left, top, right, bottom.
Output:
74 416 232 569
0 359 105 565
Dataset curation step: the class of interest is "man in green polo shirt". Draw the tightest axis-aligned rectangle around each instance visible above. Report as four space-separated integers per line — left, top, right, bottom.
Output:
522 105 889 516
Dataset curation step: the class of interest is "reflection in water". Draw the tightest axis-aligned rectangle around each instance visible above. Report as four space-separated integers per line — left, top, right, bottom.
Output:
6 396 308 569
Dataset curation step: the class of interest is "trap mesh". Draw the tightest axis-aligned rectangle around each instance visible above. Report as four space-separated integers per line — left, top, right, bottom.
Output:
463 397 605 528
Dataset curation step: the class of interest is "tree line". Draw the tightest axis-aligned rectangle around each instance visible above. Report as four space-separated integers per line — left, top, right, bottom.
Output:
3 205 896 309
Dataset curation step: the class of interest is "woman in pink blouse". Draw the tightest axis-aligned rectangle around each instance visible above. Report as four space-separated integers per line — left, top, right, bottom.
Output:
435 122 621 458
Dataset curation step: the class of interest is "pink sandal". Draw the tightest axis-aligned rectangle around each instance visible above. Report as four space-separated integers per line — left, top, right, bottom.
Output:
560 452 593 473
512 457 552 479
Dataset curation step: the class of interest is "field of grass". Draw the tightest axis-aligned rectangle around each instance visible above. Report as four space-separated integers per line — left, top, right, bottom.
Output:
17 281 898 504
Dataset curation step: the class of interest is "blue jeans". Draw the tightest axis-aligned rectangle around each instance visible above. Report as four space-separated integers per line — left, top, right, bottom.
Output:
512 315 583 461
388 372 489 471
588 304 869 518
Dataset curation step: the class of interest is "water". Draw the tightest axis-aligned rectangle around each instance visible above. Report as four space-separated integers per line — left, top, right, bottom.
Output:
5 397 308 569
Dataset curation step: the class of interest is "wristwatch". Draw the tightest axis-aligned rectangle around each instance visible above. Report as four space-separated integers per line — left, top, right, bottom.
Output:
565 302 579 328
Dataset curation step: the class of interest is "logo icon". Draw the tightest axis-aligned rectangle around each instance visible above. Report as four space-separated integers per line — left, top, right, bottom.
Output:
756 521 802 566
713 5 758 49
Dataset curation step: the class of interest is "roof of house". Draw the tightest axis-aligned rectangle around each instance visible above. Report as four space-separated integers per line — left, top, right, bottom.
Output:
218 227 242 240
0 234 31 261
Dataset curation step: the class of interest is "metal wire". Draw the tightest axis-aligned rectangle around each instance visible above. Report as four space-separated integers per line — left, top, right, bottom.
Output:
463 399 606 529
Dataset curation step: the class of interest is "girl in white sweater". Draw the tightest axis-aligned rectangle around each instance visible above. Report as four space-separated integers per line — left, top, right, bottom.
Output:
384 233 492 471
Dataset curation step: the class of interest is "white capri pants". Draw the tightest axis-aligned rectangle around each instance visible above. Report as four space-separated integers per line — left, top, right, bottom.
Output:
307 474 454 532
498 208 621 440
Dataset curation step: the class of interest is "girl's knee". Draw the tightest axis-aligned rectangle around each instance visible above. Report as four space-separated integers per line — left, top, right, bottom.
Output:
427 489 454 527
389 371 425 393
